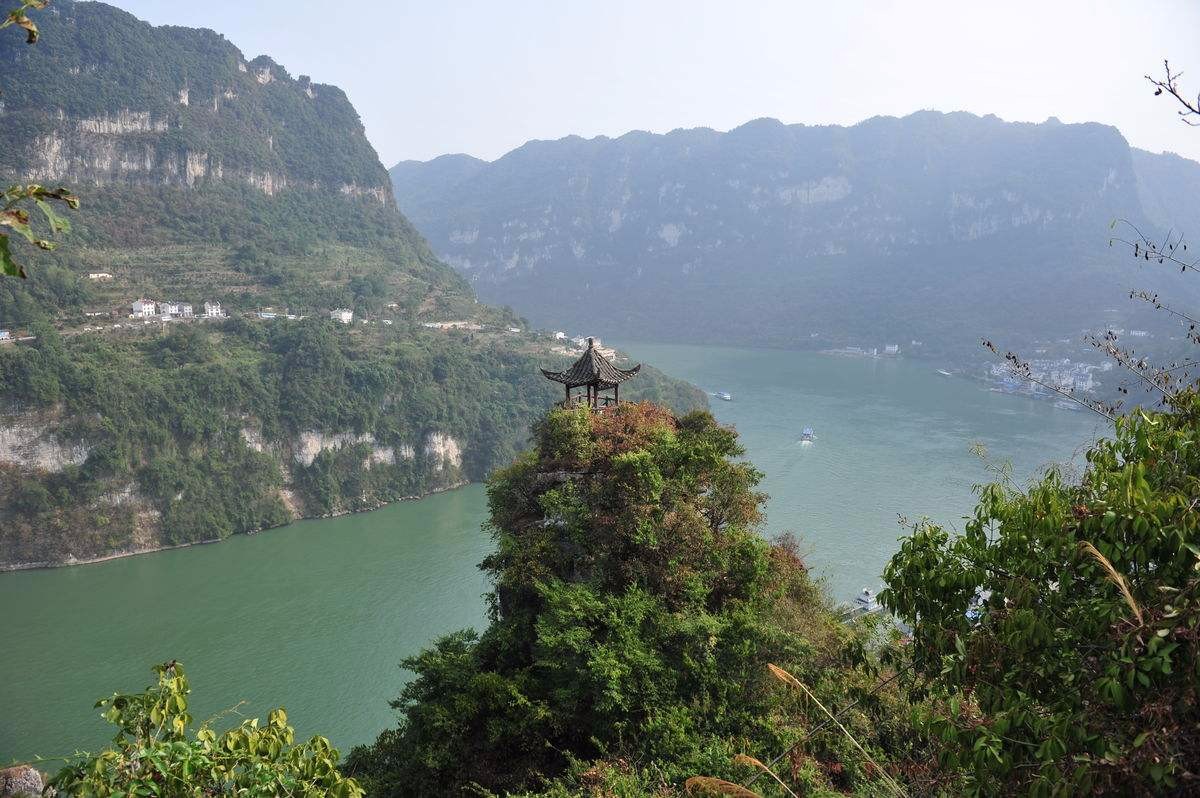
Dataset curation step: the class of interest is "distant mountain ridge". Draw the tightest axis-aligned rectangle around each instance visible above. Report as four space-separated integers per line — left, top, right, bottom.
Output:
391 113 1200 357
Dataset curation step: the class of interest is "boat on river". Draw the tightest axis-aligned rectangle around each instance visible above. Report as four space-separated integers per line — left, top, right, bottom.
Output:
715 391 732 401
936 369 953 377
853 588 882 614
800 426 815 443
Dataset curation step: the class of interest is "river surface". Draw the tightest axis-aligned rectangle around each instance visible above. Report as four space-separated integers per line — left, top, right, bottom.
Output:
1 344 1106 764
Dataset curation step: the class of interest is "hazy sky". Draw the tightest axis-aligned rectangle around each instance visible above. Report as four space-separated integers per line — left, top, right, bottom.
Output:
111 1 1200 166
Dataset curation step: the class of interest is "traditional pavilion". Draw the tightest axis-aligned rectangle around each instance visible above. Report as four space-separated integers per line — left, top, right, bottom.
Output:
541 337 641 409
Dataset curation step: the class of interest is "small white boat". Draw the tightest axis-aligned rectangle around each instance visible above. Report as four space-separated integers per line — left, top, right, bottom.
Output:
936 369 953 377
715 391 733 401
853 587 881 614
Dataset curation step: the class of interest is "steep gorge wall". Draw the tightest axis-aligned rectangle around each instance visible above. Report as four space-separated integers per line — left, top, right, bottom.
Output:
0 409 469 569
0 1 392 203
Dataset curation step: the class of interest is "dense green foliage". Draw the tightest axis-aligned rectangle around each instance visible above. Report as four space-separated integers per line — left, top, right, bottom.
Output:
883 393 1200 795
347 403 929 797
0 321 705 566
49 661 363 797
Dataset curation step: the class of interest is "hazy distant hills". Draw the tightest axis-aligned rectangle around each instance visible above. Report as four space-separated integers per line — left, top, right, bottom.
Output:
392 112 1200 357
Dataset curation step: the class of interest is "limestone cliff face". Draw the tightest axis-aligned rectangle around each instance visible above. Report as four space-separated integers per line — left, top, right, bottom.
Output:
287 429 451 471
0 410 90 471
423 432 464 471
0 1 392 204
1 410 468 569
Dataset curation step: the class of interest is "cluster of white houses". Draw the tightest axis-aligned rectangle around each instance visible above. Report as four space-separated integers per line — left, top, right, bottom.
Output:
131 299 225 319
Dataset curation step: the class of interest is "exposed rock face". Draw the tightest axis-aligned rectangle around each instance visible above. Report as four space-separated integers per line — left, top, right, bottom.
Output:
293 431 375 466
0 414 90 471
292 430 431 469
0 1 392 205
0 765 43 797
424 432 463 471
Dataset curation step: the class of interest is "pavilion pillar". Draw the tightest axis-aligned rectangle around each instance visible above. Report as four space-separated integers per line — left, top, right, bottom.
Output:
614 384 619 405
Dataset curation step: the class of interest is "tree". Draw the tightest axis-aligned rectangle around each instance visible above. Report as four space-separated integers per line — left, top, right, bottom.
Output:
347 403 928 797
48 661 364 797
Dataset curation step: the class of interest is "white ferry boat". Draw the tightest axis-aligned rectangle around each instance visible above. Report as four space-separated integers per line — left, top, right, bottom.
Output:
854 588 882 614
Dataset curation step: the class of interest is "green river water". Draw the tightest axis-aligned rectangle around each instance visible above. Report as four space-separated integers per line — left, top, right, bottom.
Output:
1 343 1106 764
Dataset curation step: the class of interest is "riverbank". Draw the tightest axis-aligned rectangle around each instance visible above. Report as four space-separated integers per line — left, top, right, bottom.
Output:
0 480 470 573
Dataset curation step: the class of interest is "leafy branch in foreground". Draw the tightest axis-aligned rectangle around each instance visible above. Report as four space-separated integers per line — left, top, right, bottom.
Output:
981 338 1118 419
1 1 79 279
1 0 47 43
882 397 1200 794
0 184 79 277
47 660 363 797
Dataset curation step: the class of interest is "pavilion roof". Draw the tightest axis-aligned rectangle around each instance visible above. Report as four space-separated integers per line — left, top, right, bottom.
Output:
541 338 641 389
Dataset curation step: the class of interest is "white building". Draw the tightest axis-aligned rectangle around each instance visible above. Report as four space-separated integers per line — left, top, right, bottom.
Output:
554 331 567 340
884 344 901 355
179 303 194 318
161 301 183 317
0 330 10 340
203 301 223 318
330 308 354 324
87 272 113 281
1129 330 1149 337
131 299 157 317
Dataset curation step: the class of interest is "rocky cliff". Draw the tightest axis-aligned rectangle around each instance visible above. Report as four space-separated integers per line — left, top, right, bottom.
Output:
1 1 389 203
392 113 1200 357
0 404 469 570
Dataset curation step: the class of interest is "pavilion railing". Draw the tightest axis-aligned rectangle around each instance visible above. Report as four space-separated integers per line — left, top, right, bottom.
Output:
558 395 620 410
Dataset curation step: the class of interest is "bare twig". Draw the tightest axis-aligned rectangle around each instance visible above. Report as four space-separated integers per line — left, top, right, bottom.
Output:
1147 60 1200 126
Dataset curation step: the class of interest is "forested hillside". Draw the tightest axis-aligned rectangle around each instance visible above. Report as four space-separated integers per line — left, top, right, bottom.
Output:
392 113 1200 360
0 2 705 568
